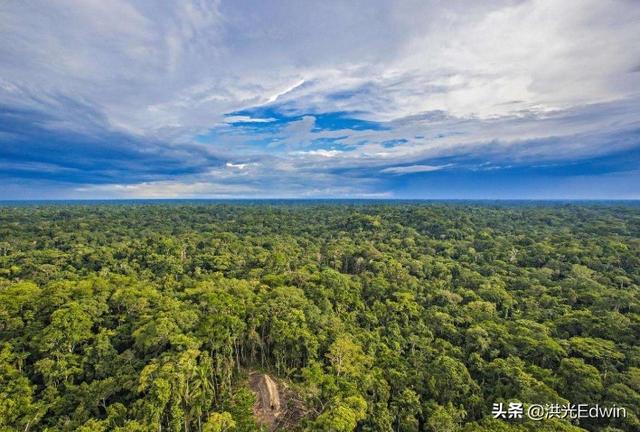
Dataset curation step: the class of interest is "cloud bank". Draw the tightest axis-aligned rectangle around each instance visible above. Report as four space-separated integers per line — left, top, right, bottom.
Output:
1 0 639 198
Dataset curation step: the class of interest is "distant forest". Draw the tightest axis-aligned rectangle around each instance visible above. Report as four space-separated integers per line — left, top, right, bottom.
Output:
1 204 639 431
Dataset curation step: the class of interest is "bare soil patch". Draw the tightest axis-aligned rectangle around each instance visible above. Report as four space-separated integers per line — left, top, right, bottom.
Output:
248 371 307 431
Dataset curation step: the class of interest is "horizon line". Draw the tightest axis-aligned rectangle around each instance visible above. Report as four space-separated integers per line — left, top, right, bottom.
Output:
2 198 640 203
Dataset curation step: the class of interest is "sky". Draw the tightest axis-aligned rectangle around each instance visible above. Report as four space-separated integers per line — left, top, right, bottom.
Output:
1 0 639 200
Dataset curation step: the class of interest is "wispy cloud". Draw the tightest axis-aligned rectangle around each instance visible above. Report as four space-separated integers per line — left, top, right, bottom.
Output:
75 180 257 198
382 164 453 174
295 150 344 158
224 116 276 124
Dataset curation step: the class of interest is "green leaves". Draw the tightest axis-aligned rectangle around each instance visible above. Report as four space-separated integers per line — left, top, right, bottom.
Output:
0 204 639 431
310 395 367 432
558 358 603 403
203 412 236 432
567 337 625 368
326 335 371 379
0 344 45 431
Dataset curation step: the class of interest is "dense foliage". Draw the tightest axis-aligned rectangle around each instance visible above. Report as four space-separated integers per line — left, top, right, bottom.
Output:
1 203 639 432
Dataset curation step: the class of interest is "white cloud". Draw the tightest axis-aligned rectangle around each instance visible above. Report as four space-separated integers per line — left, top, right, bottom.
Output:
267 115 317 149
224 116 275 123
75 180 257 198
4 0 637 136
382 164 453 174
295 149 344 158
1 0 640 198
225 162 259 169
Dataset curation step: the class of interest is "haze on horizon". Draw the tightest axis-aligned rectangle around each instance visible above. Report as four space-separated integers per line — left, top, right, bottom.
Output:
1 0 639 200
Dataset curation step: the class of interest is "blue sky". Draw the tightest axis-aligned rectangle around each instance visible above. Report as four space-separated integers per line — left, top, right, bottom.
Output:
1 0 639 199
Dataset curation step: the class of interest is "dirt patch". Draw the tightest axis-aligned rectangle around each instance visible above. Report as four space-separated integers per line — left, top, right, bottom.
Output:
250 373 281 428
248 372 307 431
